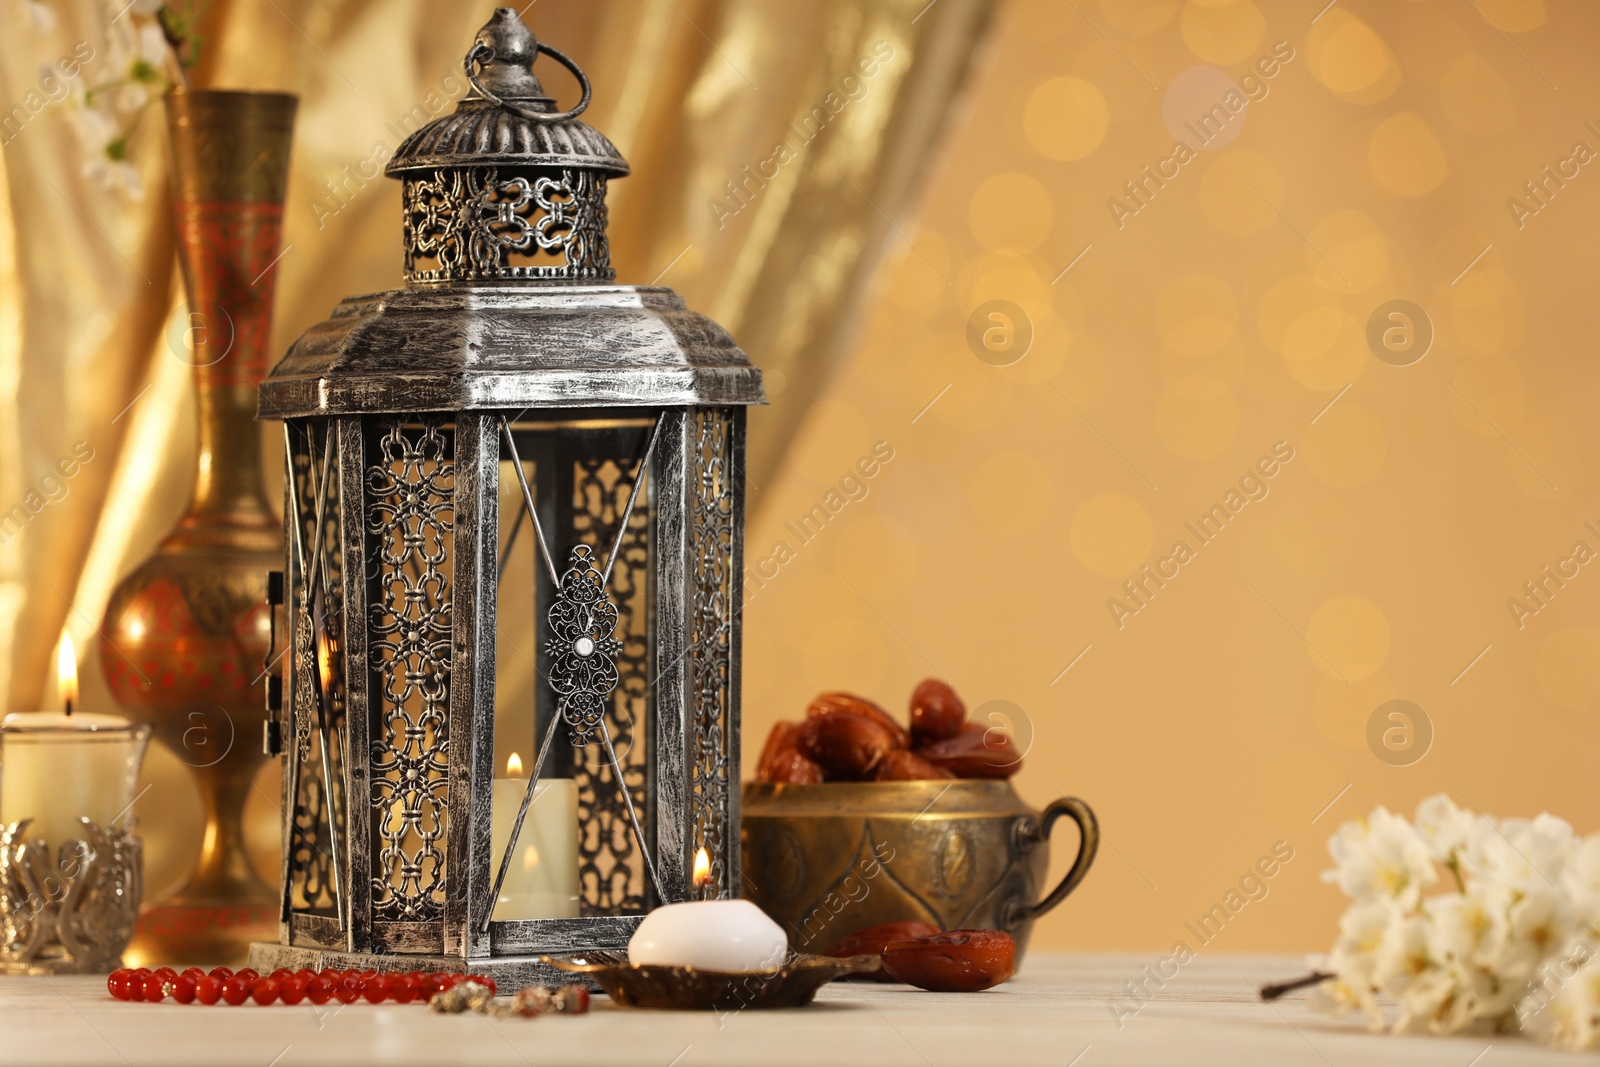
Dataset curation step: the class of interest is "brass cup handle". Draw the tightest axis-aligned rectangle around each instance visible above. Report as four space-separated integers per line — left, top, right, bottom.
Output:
1009 796 1099 925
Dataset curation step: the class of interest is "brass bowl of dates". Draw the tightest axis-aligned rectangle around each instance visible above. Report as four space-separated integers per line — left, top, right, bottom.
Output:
542 951 881 1010
741 682 1098 969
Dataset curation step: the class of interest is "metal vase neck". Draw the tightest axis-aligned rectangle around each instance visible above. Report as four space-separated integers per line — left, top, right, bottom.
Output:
164 89 296 526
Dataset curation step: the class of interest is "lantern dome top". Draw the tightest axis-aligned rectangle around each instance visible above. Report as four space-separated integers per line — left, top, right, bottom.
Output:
258 8 764 420
385 8 629 178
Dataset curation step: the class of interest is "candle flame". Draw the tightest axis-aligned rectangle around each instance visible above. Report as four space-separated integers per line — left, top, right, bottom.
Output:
521 845 539 871
57 633 78 713
317 631 334 683
693 847 711 890
507 752 523 777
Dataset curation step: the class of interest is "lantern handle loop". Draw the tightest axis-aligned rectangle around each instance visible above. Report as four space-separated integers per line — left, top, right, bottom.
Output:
465 40 593 123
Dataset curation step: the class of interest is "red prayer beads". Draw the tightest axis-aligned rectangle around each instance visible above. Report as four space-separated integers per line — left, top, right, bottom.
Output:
306 973 334 1005
105 971 136 1001
104 966 526 1008
279 974 309 1005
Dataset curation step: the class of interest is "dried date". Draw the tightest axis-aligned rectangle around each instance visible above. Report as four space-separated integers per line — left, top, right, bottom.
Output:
881 929 1016 992
763 749 824 784
797 710 899 778
915 722 1021 778
807 692 909 750
829 921 939 980
909 678 966 745
873 749 955 782
757 721 802 781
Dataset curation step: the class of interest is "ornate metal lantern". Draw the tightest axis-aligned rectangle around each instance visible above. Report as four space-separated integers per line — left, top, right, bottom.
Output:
250 7 762 984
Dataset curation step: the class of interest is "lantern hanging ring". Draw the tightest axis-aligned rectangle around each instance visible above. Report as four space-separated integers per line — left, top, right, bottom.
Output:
465 38 592 122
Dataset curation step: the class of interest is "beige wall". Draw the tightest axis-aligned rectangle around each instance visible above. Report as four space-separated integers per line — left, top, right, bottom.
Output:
740 0 1600 953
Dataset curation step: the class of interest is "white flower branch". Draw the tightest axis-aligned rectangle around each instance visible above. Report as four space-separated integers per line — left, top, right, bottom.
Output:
1270 794 1600 1052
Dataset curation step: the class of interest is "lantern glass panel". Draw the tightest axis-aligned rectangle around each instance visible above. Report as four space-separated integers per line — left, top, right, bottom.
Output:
491 414 659 921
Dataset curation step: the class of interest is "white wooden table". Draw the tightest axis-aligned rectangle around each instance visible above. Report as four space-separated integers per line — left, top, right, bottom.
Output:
0 954 1569 1066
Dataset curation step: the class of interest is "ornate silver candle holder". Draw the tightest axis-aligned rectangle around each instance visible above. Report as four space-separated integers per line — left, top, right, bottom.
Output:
0 819 142 974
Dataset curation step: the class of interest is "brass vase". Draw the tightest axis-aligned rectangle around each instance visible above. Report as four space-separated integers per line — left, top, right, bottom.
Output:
100 90 296 964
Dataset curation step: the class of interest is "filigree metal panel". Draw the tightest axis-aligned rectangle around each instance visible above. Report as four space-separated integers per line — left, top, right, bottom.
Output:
570 454 651 915
291 613 316 764
401 167 611 284
366 420 455 922
547 544 622 746
287 431 346 918
687 409 735 896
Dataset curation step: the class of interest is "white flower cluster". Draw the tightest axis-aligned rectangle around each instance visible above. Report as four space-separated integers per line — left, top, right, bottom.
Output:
31 0 176 200
1312 794 1600 1050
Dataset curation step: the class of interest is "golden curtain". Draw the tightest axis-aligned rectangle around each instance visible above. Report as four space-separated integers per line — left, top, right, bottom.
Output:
0 0 994 894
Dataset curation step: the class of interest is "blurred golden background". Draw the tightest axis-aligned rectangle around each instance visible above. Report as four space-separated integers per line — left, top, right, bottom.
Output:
3 0 1598 958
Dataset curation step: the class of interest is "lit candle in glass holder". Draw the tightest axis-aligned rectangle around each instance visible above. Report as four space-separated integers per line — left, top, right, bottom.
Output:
489 753 579 919
0 634 151 845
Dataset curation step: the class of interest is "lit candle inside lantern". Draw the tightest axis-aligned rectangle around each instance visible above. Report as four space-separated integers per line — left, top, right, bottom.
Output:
489 752 579 919
627 848 788 972
0 634 150 844
316 630 333 705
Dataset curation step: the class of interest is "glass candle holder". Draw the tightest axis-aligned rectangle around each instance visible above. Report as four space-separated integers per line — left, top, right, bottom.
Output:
1 715 150 844
0 715 150 973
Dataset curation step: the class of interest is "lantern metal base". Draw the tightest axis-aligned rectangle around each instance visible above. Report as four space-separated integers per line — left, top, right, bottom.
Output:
0 820 142 975
247 942 595 991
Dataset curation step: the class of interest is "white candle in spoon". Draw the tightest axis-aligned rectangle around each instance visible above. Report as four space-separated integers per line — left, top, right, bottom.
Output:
628 848 788 972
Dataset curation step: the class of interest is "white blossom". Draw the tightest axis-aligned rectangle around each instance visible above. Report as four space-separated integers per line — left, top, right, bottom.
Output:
1524 952 1600 1051
106 23 171 112
1414 794 1480 868
1307 898 1399 1028
1310 797 1600 1051
63 7 174 200
26 0 56 33
65 101 117 154
82 154 143 200
1323 806 1437 909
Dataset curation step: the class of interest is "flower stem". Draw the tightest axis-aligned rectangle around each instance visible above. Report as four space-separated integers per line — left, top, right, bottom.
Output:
1259 972 1334 1001
158 3 195 89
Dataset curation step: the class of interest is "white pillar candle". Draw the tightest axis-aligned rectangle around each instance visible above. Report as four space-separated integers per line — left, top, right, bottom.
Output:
629 851 788 972
489 755 579 919
0 713 145 846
